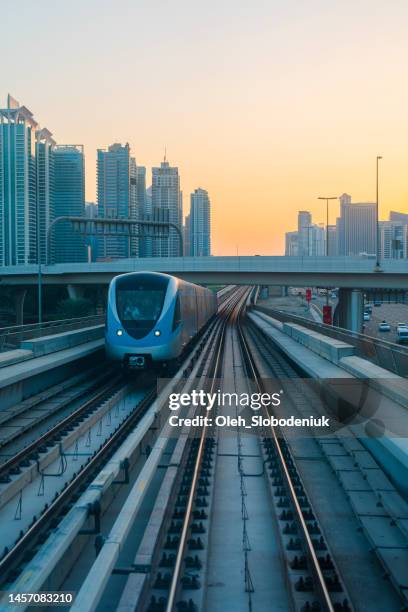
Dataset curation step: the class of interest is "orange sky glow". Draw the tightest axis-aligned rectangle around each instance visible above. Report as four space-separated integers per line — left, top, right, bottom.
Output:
1 0 408 255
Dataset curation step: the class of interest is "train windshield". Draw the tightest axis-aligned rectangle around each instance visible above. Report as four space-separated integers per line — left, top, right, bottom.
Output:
115 274 169 339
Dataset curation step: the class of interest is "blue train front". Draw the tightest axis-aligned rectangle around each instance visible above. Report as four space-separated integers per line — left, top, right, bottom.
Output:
105 271 217 368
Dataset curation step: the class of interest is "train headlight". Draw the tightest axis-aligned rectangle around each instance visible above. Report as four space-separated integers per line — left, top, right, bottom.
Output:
117 329 123 336
154 330 161 337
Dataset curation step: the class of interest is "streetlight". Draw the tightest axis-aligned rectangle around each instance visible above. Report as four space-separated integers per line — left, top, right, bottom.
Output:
317 196 337 256
318 196 337 305
375 156 383 271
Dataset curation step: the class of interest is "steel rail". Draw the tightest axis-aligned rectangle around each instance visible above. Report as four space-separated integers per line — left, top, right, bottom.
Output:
165 287 249 612
236 305 336 612
0 374 123 480
0 387 157 585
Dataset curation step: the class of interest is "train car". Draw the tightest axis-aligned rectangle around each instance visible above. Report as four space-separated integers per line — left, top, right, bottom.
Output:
105 271 217 368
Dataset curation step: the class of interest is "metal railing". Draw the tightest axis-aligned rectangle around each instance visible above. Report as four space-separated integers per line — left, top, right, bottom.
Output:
0 314 105 352
251 305 408 377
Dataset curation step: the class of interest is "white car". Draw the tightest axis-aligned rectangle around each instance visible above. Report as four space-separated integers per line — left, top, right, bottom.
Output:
378 321 390 332
397 323 407 330
363 312 370 321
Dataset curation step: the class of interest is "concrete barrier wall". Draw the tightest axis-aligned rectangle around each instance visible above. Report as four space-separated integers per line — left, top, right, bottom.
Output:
21 325 104 357
282 322 355 364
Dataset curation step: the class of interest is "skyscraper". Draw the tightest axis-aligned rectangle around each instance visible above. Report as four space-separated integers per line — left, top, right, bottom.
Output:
0 95 38 266
297 211 312 256
390 211 408 224
337 193 376 256
152 157 182 257
327 225 337 256
379 221 408 259
97 143 135 260
188 188 211 256
285 231 298 256
53 145 87 263
133 164 149 257
36 128 55 263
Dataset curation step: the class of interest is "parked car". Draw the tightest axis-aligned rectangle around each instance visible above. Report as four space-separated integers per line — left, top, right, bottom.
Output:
378 320 391 332
363 312 370 321
373 300 382 307
397 322 407 330
365 305 372 314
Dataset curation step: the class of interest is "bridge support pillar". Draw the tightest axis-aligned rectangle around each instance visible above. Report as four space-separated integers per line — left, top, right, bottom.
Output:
260 286 269 299
281 286 288 297
13 288 27 325
334 288 363 332
67 284 85 300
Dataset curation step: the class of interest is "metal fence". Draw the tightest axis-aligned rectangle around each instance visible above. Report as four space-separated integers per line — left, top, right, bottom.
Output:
251 305 408 377
0 315 105 352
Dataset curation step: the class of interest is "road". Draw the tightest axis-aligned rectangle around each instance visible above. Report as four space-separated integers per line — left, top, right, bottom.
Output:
364 302 408 342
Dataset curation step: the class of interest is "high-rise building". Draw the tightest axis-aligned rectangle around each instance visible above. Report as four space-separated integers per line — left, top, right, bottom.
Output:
189 188 211 256
0 95 38 266
53 145 87 263
36 128 56 263
97 143 135 259
184 213 191 256
285 231 298 256
308 223 325 256
297 211 312 256
379 221 408 259
152 157 182 257
389 211 408 224
133 164 150 257
337 193 376 256
286 214 326 257
327 225 337 256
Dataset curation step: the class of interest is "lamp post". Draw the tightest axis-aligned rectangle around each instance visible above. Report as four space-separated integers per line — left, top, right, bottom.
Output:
375 156 383 271
318 196 337 305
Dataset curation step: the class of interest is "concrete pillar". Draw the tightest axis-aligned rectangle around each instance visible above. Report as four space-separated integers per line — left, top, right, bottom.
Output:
96 286 108 314
13 288 27 325
333 288 363 332
281 286 288 297
67 284 85 300
260 286 269 299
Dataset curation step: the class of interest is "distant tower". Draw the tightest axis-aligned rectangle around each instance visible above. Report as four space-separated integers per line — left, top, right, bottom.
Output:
97 143 135 259
297 211 312 256
189 188 211 256
338 193 376 255
152 156 182 256
36 128 56 263
53 145 87 263
0 95 38 265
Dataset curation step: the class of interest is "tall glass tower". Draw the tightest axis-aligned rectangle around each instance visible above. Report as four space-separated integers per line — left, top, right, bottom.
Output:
0 95 38 265
189 188 211 256
53 145 87 263
97 143 134 260
36 128 55 264
152 157 182 257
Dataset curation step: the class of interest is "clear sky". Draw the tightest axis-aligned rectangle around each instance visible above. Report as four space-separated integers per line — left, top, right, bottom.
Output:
2 0 408 255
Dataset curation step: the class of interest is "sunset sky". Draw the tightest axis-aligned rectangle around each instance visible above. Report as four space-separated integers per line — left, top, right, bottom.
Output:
2 0 408 255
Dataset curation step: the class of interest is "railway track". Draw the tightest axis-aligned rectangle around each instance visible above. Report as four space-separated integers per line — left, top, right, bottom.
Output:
1 287 405 612
0 287 245 607
237 305 352 612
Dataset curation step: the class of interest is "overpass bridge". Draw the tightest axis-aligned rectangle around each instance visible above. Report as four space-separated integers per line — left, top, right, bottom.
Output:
1 256 407 331
1 256 407 289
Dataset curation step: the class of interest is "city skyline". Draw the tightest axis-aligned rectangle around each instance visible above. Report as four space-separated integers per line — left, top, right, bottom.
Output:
2 1 408 255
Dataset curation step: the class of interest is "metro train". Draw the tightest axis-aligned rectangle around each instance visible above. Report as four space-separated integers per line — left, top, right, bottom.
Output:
105 271 217 368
